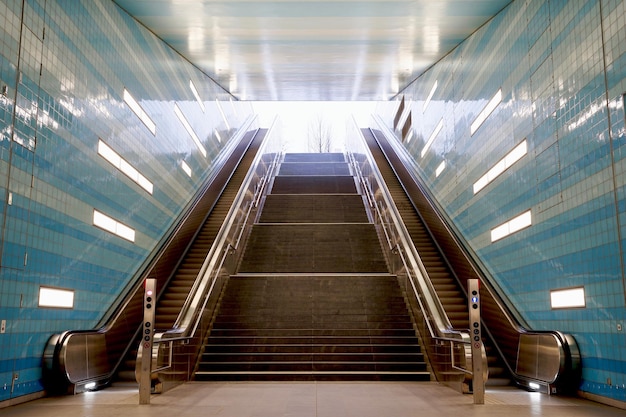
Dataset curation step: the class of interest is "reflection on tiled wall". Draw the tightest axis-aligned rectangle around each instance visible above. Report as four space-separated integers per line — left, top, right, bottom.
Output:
377 0 626 403
0 0 253 401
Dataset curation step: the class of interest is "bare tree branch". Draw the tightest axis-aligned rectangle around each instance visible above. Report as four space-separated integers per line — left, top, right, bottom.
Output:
307 113 333 153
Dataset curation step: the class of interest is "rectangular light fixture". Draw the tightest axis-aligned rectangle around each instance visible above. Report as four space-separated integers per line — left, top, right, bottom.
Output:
421 118 443 158
93 209 136 242
471 88 502 135
39 287 74 308
551 287 585 309
175 104 207 158
214 129 222 143
98 140 153 194
397 100 413 130
491 210 532 242
123 88 156 136
473 140 527 194
215 99 231 130
435 161 446 177
181 160 192 177
423 80 438 113
189 79 205 112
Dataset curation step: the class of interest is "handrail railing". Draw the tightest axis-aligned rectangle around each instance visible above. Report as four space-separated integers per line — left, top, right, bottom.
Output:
42 115 259 394
370 114 581 394
346 117 486 393
140 116 283 393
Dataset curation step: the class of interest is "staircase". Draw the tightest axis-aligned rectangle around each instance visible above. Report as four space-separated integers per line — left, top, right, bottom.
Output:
194 152 431 381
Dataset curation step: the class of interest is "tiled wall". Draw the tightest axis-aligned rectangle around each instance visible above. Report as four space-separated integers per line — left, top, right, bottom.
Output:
0 0 253 401
377 0 626 403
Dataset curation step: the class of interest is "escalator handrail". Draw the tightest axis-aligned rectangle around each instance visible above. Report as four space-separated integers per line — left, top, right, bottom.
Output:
145 117 283 386
370 115 581 391
348 119 481 383
159 116 281 340
43 115 259 390
348 119 469 342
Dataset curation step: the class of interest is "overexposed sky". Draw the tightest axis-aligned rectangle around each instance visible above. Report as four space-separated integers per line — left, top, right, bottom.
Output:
253 101 376 152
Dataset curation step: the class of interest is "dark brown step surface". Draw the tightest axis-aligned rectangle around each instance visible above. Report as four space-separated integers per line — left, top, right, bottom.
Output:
283 153 345 163
237 224 388 273
195 275 430 381
271 175 357 194
278 162 351 176
259 194 369 223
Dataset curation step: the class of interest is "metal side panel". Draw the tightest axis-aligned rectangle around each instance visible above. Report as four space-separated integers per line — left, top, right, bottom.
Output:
516 333 562 383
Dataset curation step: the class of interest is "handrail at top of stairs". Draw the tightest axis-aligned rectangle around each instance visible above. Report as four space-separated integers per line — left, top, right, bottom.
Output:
370 113 581 395
42 114 259 394
347 116 486 391
140 116 283 392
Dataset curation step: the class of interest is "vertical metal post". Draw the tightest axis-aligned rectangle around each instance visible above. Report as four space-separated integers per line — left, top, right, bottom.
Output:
468 279 485 404
139 278 156 405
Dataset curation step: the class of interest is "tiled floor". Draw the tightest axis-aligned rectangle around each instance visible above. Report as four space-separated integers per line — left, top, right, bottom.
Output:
2 382 625 417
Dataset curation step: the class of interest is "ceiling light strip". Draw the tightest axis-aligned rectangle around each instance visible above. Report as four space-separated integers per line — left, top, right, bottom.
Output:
123 88 156 136
473 140 527 194
175 104 207 157
471 88 502 135
98 140 154 194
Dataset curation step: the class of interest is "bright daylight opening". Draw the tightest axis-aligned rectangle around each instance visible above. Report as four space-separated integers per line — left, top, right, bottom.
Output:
253 101 377 152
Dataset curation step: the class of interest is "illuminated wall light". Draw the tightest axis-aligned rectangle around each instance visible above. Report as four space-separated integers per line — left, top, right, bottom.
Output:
123 88 156 136
421 118 443 158
214 129 222 143
174 103 207 158
93 209 136 242
189 79 205 112
435 160 446 177
473 140 527 194
181 160 192 177
551 287 586 309
230 98 238 116
98 140 153 194
470 88 502 136
490 210 532 242
39 286 74 308
423 80 438 113
215 99 231 130
398 100 413 129
405 129 414 143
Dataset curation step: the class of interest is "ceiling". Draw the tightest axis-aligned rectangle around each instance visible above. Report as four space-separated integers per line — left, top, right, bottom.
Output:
114 0 512 101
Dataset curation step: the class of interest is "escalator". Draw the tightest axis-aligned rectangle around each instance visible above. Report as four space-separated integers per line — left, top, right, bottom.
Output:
115 129 267 383
44 127 266 393
361 128 509 385
362 127 580 393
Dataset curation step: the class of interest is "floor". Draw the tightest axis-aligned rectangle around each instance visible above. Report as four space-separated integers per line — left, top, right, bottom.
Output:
2 382 625 417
